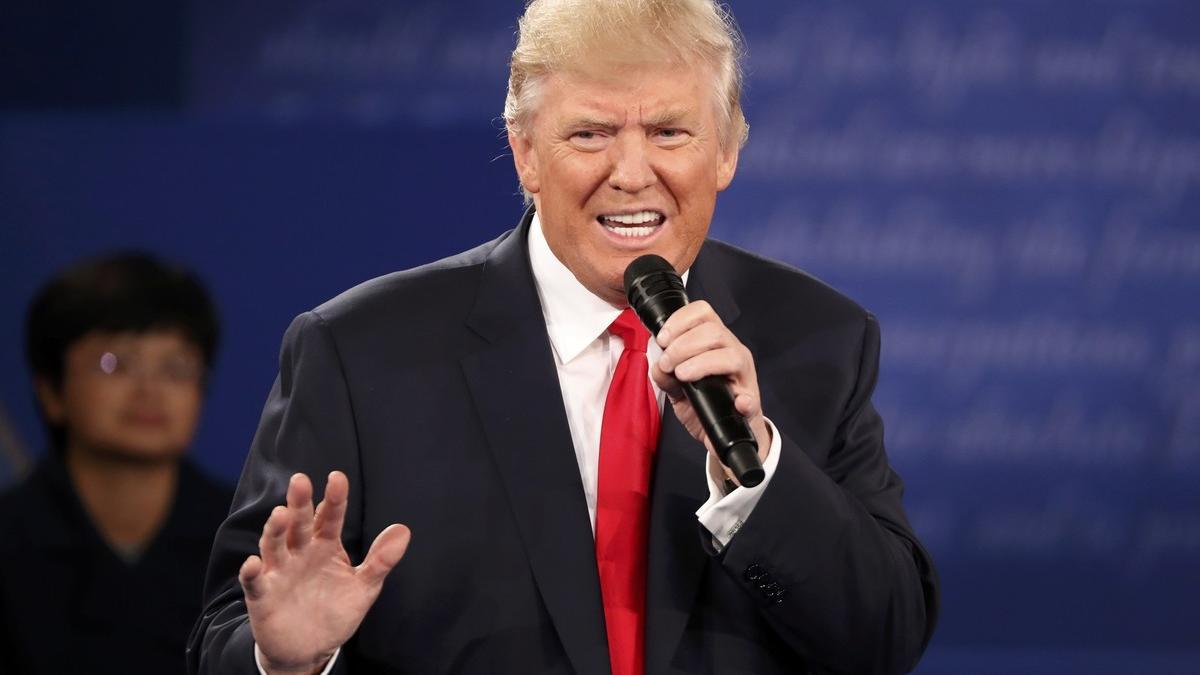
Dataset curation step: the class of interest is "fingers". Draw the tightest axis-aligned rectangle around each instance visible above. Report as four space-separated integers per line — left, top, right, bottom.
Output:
357 524 412 587
260 504 291 568
656 319 726 374
656 300 717 347
239 555 265 600
260 470 349 568
655 302 755 388
314 471 349 542
664 347 750 385
654 302 771 462
650 360 685 401
733 391 763 420
285 473 315 551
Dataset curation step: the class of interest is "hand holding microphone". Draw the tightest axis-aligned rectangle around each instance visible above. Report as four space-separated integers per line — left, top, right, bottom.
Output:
624 255 767 488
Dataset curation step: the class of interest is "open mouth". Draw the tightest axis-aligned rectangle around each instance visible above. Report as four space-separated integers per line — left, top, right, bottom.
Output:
597 210 665 238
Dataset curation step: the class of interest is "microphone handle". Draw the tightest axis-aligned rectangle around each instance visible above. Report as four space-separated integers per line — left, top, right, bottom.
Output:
680 375 765 488
623 261 765 487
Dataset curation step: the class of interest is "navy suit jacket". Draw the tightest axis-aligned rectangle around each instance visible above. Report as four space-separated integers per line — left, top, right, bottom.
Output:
188 209 939 674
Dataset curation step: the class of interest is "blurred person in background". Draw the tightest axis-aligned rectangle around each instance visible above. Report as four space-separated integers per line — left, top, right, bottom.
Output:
0 252 233 674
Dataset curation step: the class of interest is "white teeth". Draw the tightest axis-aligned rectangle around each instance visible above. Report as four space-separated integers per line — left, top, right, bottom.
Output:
604 225 656 237
602 210 662 225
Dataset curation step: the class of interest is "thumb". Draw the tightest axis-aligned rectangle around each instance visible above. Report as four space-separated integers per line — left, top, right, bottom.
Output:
357 523 411 587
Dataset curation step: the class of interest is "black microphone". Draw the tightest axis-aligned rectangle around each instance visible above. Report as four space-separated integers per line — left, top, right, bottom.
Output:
624 254 765 488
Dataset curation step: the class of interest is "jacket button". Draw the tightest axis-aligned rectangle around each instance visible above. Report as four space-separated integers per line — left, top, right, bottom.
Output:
744 563 766 582
764 584 787 604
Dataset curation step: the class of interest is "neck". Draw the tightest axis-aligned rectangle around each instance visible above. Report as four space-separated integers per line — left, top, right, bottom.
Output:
65 448 180 554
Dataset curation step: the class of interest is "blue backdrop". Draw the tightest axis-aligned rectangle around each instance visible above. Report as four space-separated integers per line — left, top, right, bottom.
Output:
2 1 1197 672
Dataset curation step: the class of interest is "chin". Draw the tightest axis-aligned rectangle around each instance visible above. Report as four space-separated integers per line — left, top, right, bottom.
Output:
598 272 631 304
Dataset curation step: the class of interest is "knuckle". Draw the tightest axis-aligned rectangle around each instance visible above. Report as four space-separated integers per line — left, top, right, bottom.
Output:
737 347 753 368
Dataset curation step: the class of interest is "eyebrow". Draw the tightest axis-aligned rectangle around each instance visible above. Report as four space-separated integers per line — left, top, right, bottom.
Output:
566 117 619 130
563 108 693 131
642 108 691 127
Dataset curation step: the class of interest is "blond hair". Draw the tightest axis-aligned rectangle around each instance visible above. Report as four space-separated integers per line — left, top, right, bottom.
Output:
504 0 749 150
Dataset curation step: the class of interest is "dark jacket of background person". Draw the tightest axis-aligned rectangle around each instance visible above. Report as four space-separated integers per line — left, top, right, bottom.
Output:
190 212 939 675
0 453 232 674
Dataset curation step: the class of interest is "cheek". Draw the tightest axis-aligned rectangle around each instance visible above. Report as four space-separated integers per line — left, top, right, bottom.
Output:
63 382 121 426
558 157 610 204
169 390 204 429
665 175 717 257
664 166 717 223
56 386 127 450
663 152 713 196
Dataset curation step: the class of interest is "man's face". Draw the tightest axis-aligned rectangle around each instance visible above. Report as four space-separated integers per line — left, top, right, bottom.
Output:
510 61 739 305
38 330 205 464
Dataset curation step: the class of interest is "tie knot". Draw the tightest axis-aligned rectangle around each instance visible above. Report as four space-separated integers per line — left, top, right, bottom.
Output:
609 308 651 353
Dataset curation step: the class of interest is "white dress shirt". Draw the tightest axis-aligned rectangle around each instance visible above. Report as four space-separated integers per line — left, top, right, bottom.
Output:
525 214 781 544
256 216 782 674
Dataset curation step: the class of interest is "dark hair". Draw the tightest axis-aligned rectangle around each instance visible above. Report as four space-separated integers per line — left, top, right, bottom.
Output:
25 252 220 450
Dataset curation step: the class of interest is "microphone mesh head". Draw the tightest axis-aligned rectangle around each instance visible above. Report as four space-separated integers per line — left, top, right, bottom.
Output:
623 254 675 296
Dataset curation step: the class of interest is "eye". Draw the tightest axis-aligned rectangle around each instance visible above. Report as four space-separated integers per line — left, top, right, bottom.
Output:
569 129 609 150
654 128 690 146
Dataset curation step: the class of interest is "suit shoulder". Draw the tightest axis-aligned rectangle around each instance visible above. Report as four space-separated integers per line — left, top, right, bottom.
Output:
703 238 871 321
305 231 506 330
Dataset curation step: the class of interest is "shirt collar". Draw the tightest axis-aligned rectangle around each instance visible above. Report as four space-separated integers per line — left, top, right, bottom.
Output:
527 213 689 365
528 213 622 365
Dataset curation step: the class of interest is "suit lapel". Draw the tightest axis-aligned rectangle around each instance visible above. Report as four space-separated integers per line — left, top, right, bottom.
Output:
462 209 611 675
685 244 741 328
645 407 709 674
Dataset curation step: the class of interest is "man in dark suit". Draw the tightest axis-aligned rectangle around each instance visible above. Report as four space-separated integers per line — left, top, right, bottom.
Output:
189 1 939 674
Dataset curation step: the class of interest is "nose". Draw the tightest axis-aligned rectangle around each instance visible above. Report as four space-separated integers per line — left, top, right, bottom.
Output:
607 132 658 193
128 366 167 396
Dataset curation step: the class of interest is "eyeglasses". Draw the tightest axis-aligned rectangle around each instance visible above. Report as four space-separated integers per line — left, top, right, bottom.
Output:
91 350 205 386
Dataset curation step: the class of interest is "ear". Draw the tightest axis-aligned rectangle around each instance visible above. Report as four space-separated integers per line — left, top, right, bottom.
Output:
508 128 541 194
716 142 739 192
35 377 66 424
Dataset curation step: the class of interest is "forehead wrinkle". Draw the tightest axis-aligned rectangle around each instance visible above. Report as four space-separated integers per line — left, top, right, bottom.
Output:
560 103 691 132
565 114 621 130
640 105 692 128
553 97 626 129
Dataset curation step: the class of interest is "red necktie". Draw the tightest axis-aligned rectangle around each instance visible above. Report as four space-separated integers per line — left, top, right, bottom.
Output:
595 308 660 675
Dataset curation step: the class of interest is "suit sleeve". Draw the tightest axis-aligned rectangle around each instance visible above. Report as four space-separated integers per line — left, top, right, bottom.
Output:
714 312 940 675
187 311 359 675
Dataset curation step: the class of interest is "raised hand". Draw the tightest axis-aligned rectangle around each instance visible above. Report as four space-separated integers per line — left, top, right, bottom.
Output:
650 301 772 485
238 471 411 675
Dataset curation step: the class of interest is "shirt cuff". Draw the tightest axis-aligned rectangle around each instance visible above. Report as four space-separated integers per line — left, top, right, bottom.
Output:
695 416 783 552
255 643 340 675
